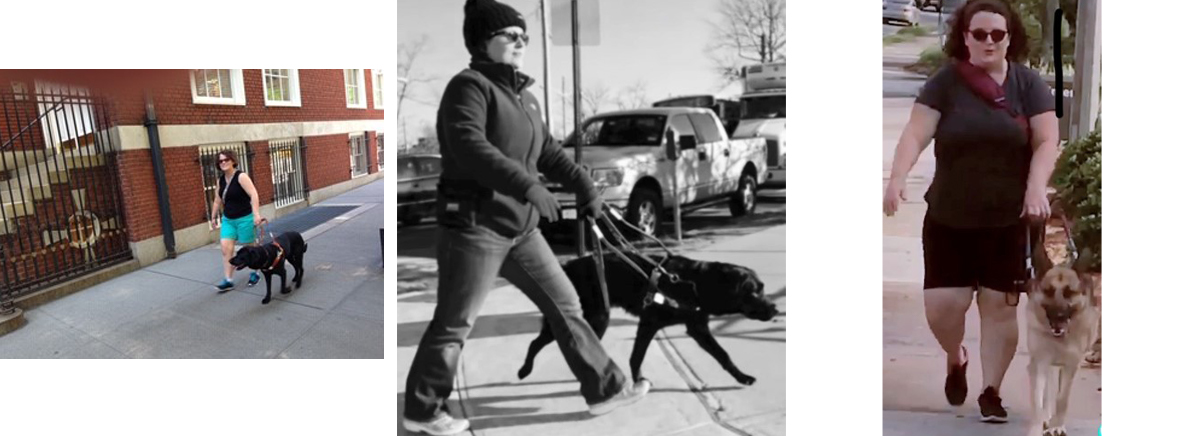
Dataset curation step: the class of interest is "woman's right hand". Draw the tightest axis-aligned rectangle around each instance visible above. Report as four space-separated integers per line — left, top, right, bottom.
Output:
525 185 561 222
883 180 907 217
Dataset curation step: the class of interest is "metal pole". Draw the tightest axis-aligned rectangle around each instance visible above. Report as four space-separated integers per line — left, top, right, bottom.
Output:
573 0 585 257
1072 0 1101 140
541 0 553 130
144 91 176 259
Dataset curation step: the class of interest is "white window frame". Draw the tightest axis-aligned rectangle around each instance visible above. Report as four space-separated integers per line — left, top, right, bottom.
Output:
344 69 368 109
190 69 246 106
376 132 384 170
371 69 384 109
262 69 302 107
349 133 368 178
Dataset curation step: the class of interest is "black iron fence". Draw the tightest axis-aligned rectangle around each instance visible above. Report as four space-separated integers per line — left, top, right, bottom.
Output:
198 143 251 230
0 88 132 313
268 138 305 208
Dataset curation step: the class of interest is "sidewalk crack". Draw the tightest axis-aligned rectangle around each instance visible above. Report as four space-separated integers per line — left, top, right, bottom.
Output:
655 329 751 436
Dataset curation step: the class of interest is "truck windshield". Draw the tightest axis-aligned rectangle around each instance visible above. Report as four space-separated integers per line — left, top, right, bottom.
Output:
739 95 786 120
565 115 668 147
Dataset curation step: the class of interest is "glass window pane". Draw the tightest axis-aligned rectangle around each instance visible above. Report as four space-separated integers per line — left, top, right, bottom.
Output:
220 70 233 99
195 70 208 97
280 77 289 101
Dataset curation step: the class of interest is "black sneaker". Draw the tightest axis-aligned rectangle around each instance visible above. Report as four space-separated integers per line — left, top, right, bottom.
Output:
944 346 968 406
978 386 1008 423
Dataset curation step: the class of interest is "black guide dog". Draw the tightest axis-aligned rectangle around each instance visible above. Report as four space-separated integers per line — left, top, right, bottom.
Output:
228 231 308 305
518 251 779 386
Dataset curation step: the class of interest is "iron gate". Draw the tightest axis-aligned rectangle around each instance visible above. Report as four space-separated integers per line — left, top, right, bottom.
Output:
269 138 305 208
0 88 132 312
198 143 251 230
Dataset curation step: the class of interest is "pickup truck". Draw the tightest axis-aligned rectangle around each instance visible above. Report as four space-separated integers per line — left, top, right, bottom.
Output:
543 107 768 237
396 153 441 225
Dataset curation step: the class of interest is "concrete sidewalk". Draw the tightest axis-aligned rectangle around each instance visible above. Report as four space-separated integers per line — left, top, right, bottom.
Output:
397 225 786 436
0 180 384 358
882 102 1101 435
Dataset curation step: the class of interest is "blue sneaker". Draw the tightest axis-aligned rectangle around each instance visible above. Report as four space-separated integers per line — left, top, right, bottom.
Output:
247 272 260 287
215 278 235 292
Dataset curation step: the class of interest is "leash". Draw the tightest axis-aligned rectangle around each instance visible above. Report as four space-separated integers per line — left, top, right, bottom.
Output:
586 206 692 311
253 218 284 272
1012 207 1083 307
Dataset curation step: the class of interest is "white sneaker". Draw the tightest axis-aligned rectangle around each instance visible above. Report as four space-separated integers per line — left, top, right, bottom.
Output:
403 413 470 435
588 380 649 416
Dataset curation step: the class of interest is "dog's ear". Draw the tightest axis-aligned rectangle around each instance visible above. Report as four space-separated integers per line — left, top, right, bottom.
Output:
1073 248 1095 276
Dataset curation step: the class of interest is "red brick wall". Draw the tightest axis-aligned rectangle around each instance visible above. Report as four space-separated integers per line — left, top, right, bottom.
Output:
2 69 384 132
305 134 353 192
109 69 384 127
117 149 161 243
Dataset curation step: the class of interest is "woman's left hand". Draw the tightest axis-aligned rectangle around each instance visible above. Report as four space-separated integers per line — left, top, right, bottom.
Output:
254 215 265 226
1021 186 1051 220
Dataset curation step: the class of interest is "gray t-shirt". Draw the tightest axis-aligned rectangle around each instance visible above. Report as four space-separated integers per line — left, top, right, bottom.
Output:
916 62 1055 228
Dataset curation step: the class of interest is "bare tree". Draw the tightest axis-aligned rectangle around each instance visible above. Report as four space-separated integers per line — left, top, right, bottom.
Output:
613 80 649 110
707 0 786 85
580 83 611 116
397 35 437 116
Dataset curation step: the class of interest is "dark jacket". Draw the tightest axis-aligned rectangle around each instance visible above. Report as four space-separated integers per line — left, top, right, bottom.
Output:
435 61 596 238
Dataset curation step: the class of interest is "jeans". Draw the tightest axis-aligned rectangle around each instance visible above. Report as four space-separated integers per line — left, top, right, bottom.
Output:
403 225 627 421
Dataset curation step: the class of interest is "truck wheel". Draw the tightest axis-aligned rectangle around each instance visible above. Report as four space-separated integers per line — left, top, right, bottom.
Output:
730 173 758 217
626 187 663 238
399 206 421 225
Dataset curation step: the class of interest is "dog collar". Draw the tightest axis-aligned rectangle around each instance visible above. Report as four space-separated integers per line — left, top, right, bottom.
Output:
263 241 285 272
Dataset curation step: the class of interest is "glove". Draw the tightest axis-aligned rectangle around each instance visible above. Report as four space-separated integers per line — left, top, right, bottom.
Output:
580 195 604 220
525 185 561 222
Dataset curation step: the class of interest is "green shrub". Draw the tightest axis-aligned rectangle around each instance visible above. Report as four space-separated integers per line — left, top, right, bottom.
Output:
905 46 948 77
896 26 931 37
1052 128 1101 271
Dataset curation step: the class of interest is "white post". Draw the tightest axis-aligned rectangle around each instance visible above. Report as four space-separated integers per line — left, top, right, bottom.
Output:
1071 0 1101 141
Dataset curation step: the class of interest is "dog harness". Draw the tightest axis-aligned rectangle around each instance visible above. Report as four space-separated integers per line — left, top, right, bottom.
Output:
586 206 695 311
262 241 285 272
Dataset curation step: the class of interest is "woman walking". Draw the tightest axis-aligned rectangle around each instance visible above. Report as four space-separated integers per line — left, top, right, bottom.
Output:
402 1 647 435
883 0 1058 424
211 150 263 291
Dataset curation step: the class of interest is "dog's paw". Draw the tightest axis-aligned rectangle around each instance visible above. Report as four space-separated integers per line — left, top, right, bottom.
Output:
517 365 532 380
734 373 756 386
262 296 271 305
281 287 292 294
1041 426 1067 436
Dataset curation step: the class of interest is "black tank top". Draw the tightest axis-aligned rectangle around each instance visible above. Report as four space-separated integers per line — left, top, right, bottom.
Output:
218 171 251 219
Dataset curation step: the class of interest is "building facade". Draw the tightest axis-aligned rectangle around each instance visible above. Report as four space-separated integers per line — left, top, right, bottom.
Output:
0 69 384 305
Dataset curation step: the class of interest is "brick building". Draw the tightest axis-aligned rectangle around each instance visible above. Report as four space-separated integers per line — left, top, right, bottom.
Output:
0 69 384 304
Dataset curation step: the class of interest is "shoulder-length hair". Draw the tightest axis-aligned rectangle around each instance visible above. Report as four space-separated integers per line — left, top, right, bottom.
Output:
942 0 1029 62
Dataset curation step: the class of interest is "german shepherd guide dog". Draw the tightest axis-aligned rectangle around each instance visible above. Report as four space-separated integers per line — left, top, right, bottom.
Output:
1026 223 1100 436
518 251 779 386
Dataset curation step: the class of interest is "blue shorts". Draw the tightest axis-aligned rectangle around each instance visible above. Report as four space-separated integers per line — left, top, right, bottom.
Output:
221 213 257 245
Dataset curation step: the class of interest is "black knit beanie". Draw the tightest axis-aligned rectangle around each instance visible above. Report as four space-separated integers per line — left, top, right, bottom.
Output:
464 0 528 59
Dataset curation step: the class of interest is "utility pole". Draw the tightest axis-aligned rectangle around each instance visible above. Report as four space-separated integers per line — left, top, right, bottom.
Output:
572 0 585 256
540 0 553 129
1070 0 1101 141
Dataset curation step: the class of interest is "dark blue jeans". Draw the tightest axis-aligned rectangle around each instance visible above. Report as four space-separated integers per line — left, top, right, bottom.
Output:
404 225 627 421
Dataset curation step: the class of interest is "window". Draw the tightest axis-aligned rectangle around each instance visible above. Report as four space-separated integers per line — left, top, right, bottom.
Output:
262 69 302 107
688 113 723 143
377 133 385 170
371 69 384 109
190 69 246 105
344 69 367 109
349 133 369 178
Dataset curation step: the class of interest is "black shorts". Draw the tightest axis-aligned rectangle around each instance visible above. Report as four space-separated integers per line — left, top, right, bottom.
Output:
922 215 1026 293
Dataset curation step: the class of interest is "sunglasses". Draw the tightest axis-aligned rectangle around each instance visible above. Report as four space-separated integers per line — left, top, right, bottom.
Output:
490 30 529 45
969 29 1008 43
218 158 231 164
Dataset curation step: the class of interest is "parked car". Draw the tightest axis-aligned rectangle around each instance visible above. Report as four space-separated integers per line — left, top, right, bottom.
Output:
396 153 441 225
884 0 919 26
914 0 941 12
544 107 768 237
